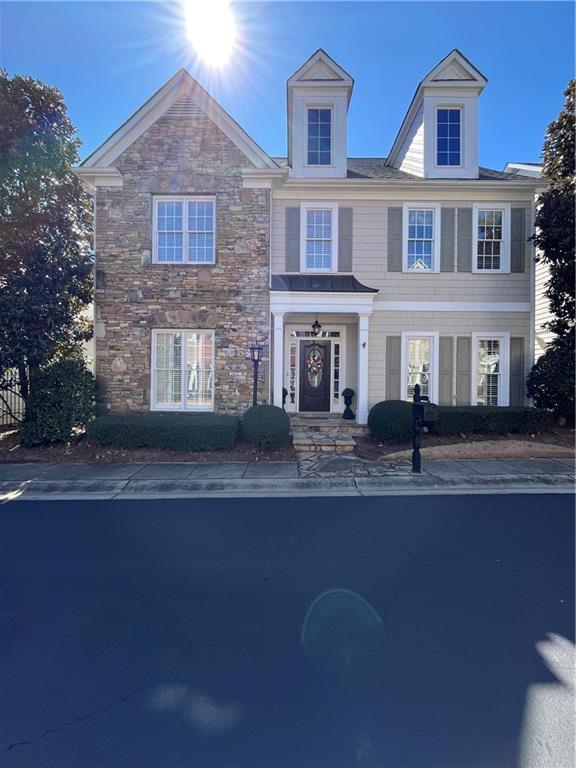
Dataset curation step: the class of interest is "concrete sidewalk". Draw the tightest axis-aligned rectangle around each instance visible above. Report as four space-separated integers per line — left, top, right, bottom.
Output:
0 457 573 500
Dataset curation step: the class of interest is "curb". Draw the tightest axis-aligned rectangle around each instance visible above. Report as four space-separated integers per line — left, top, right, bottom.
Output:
1 473 573 501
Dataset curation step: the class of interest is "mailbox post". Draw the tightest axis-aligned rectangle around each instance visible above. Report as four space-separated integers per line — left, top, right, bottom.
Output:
411 383 439 473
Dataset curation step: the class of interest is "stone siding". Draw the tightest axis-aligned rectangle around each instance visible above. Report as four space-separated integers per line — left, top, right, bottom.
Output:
94 100 270 413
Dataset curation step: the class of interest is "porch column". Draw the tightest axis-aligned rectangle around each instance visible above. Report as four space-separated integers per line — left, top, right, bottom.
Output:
357 313 370 424
272 312 284 407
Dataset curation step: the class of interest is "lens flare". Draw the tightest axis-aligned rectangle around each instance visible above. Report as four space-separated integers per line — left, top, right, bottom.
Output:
184 0 237 67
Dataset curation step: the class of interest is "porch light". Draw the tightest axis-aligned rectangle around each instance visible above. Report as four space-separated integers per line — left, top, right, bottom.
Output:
311 317 322 337
249 343 263 363
249 343 263 406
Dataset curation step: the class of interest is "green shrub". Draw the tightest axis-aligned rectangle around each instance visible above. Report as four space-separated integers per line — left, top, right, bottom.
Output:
368 400 413 442
242 404 290 450
527 344 575 422
433 406 554 436
87 412 239 452
21 358 96 446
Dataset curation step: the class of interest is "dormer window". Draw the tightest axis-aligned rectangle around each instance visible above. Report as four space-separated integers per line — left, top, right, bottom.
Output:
436 108 462 166
307 108 332 166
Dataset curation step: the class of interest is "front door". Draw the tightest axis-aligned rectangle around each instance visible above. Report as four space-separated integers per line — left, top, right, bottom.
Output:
299 340 331 412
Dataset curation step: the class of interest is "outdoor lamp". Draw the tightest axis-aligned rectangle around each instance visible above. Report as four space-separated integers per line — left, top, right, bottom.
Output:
311 317 322 337
249 343 263 406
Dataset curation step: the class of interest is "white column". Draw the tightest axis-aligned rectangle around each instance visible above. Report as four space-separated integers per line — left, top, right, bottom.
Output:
357 313 370 424
272 312 285 408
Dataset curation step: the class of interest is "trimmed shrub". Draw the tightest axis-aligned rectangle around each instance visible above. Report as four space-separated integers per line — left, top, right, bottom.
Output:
527 344 575 422
21 359 96 446
433 406 554 436
368 400 413 442
242 404 290 450
87 412 239 452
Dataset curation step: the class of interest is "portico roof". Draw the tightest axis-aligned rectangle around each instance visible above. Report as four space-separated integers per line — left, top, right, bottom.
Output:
271 275 378 293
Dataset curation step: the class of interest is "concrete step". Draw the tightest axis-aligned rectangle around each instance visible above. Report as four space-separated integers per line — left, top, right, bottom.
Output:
292 430 357 454
291 420 367 437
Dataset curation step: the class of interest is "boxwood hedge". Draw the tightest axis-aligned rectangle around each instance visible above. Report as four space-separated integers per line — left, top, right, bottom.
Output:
87 412 239 452
368 401 553 443
433 406 554 436
242 404 290 450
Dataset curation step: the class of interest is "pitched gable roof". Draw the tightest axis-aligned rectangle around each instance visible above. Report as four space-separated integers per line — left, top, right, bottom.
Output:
387 49 487 166
287 48 354 89
78 69 277 171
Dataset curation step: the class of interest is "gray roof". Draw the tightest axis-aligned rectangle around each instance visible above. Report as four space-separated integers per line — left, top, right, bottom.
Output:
272 157 531 181
271 274 378 293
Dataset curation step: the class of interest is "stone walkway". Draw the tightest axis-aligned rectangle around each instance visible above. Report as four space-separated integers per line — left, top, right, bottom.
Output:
299 453 412 477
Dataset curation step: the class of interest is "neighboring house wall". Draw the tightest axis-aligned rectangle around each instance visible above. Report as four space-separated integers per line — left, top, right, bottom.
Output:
534 258 554 357
395 104 425 176
94 99 270 414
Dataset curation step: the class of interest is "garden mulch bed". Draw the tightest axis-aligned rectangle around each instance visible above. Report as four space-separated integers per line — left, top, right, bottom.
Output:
0 428 296 464
354 428 575 461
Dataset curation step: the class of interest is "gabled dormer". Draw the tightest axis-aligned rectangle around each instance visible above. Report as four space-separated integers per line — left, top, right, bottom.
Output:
287 49 354 178
388 50 487 179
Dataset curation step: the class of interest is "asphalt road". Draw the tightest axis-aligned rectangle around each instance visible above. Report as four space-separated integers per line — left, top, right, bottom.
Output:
1 494 574 768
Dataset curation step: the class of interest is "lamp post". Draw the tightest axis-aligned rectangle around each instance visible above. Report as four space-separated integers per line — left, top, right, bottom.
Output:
249 343 263 407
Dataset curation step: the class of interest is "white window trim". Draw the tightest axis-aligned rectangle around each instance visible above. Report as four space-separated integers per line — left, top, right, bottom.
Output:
150 328 215 412
152 196 216 265
402 202 442 273
471 332 510 407
472 203 511 274
434 104 464 169
300 202 339 273
400 331 439 404
305 104 335 169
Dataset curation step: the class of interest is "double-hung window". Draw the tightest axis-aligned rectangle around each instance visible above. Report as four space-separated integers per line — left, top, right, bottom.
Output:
154 197 215 264
472 333 510 407
403 203 441 271
301 203 338 271
307 108 332 166
436 108 461 167
401 332 439 403
152 329 215 411
472 204 510 273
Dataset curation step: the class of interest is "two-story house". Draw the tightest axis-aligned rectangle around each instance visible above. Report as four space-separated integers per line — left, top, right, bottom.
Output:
77 49 542 425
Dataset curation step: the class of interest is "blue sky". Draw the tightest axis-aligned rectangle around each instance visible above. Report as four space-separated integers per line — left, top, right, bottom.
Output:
1 1 573 168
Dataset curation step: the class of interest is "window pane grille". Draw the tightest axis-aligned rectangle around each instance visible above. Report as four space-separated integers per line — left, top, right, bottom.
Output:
477 210 503 271
157 201 184 262
155 332 183 404
307 108 332 165
186 332 214 408
437 109 461 166
407 209 434 270
306 209 332 270
188 200 215 262
477 339 500 406
407 337 431 400
333 342 340 402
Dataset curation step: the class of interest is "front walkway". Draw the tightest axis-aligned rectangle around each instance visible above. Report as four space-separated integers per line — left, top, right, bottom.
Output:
0 457 573 500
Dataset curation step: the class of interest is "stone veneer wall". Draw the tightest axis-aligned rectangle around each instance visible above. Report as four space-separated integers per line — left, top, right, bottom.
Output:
94 100 270 414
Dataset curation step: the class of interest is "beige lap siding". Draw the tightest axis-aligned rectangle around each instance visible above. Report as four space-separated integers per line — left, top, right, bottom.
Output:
271 199 532 303
367 311 531 407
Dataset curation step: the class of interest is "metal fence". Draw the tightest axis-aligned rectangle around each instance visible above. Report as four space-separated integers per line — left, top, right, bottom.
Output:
0 371 24 427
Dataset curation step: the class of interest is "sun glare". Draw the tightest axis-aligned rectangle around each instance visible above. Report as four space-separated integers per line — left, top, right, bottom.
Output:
184 0 237 67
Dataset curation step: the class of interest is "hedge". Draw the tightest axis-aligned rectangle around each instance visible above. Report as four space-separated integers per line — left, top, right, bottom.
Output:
433 406 554 436
368 401 554 444
367 400 413 442
242 404 290 450
21 358 96 447
87 413 239 452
